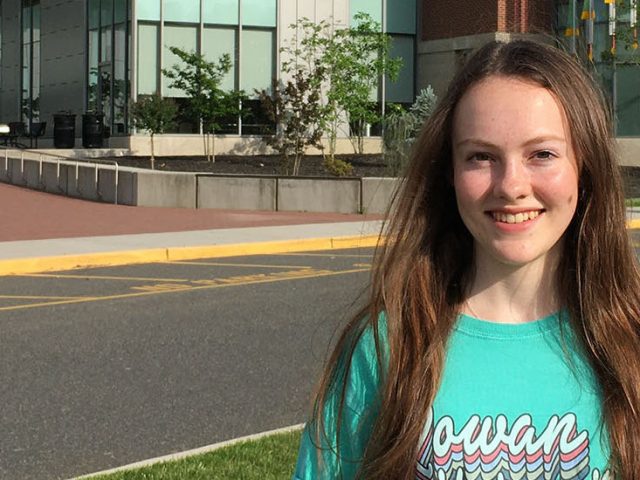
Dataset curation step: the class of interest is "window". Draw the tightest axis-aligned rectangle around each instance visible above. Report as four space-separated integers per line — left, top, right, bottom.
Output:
87 0 130 134
240 29 274 94
350 0 382 25
241 0 276 27
21 0 40 125
614 65 640 136
162 25 198 97
137 23 158 94
202 27 237 91
202 0 238 25
163 0 199 23
137 0 160 21
386 0 416 34
386 35 414 104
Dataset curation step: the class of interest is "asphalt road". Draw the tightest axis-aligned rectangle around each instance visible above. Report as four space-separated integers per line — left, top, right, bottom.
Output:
3 236 640 480
0 247 375 480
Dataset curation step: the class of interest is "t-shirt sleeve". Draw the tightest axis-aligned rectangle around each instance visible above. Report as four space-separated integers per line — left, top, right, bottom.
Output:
292 320 387 480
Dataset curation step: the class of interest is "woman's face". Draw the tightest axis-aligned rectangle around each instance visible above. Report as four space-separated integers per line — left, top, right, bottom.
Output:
451 75 579 270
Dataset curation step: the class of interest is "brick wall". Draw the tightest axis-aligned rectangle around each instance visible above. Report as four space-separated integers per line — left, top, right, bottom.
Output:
421 0 554 41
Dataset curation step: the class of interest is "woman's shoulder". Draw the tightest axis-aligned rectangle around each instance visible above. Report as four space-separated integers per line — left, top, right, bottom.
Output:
338 312 389 410
349 312 389 374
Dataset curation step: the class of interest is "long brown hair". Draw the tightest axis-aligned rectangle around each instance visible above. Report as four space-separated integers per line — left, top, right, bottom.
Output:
311 40 640 479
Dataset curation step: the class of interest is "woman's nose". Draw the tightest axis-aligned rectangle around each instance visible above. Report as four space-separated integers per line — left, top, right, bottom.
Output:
492 158 532 200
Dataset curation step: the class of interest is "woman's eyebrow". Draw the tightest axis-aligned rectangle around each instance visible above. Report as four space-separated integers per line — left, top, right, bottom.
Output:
455 135 566 148
521 135 566 147
454 138 497 148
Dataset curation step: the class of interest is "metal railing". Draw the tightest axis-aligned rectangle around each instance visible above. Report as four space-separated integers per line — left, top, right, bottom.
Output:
0 147 120 204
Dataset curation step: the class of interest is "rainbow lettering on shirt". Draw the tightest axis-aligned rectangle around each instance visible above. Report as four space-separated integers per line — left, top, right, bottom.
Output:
415 409 611 480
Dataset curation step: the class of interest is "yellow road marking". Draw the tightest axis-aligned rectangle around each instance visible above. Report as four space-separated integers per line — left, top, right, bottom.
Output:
0 267 369 312
17 273 191 282
131 283 194 292
276 253 373 258
169 261 313 269
0 295 88 300
353 263 372 268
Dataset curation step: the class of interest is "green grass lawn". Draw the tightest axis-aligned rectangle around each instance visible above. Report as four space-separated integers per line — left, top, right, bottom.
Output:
626 198 640 208
87 429 302 480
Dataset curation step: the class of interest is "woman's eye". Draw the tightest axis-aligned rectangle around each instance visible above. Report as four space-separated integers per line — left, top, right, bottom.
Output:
469 152 492 161
533 150 555 160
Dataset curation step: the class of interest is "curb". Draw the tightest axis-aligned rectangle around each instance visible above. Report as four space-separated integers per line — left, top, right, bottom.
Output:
71 423 305 479
3 220 638 276
0 234 383 275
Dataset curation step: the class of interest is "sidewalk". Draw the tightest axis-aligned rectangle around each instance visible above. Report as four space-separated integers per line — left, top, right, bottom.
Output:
3 183 639 276
0 183 384 275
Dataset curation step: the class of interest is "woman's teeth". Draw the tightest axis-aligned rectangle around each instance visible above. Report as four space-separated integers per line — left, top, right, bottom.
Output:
492 210 540 224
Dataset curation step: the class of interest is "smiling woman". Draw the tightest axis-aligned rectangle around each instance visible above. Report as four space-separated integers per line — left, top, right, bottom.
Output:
292 40 640 480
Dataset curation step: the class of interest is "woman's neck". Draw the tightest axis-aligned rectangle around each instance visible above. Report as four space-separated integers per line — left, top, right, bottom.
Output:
463 249 561 324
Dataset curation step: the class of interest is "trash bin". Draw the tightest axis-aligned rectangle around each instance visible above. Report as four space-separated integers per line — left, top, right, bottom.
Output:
82 112 105 148
53 113 76 148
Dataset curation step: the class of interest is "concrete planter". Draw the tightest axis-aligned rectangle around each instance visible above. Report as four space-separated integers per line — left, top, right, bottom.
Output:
0 151 400 214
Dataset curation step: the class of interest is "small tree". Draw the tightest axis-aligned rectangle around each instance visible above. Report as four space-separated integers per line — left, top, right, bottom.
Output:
129 94 177 169
281 14 402 175
162 47 242 162
258 68 324 175
382 87 437 176
326 12 402 156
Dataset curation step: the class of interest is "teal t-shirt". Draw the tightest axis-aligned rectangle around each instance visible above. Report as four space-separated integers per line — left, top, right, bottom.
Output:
293 311 611 479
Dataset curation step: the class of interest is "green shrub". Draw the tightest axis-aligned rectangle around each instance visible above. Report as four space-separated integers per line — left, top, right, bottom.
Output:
383 87 437 176
323 157 354 177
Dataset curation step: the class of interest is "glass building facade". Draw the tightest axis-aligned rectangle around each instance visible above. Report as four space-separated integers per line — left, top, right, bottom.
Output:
79 0 640 140
122 0 416 136
3 0 639 142
556 0 640 136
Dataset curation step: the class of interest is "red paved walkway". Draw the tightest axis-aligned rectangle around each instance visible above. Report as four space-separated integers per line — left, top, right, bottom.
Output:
1 183 383 242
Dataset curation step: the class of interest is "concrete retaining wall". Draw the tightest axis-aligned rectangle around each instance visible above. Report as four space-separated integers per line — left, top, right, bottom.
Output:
23 159 41 189
197 176 277 210
67 164 99 201
135 171 197 208
98 169 137 206
277 178 361 214
8 157 26 186
41 162 68 194
361 177 400 214
0 151 398 214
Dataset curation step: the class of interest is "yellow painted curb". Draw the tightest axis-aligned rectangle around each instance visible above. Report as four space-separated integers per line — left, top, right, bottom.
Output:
627 219 640 229
0 235 383 276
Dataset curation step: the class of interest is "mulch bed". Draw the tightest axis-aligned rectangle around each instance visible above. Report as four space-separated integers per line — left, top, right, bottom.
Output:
108 154 640 197
111 154 390 178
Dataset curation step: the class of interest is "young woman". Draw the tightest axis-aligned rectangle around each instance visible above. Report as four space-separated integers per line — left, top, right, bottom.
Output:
293 40 640 479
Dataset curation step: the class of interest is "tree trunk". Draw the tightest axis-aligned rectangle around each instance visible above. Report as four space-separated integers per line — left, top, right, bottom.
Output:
211 129 216 163
150 133 155 170
202 133 209 162
293 154 300 176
